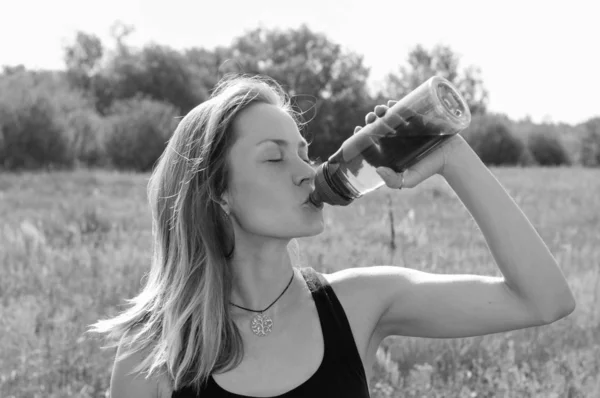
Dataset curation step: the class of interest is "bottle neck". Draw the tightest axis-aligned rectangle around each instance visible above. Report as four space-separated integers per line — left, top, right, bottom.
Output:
311 161 355 207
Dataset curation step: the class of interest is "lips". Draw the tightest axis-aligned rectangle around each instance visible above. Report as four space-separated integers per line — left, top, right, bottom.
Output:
304 194 323 209
304 193 316 205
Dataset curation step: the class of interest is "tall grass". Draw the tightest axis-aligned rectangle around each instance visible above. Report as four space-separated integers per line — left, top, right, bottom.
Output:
1 167 598 397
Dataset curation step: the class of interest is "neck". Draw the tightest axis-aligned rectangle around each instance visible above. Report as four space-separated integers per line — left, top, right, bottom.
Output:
227 238 298 314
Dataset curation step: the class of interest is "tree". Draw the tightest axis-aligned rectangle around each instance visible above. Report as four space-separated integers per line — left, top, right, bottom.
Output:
104 97 179 171
527 131 571 166
2 65 26 75
103 43 208 113
64 24 210 115
224 24 374 160
227 25 345 98
109 20 136 56
379 44 488 115
580 117 600 167
461 114 527 165
0 72 76 170
63 32 104 92
63 31 114 114
184 46 231 93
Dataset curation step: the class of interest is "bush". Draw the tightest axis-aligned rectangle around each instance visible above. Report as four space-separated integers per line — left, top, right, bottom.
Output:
580 117 600 167
0 93 73 170
527 131 571 166
0 70 105 170
104 97 180 171
461 114 528 166
65 108 109 167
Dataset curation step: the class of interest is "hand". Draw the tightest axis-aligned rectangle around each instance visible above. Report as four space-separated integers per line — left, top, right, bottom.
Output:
354 101 473 189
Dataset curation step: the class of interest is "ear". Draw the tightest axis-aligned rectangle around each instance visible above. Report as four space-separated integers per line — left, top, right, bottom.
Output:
218 191 231 215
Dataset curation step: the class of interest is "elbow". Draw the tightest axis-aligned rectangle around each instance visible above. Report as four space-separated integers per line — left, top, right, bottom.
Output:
539 293 576 325
559 293 577 319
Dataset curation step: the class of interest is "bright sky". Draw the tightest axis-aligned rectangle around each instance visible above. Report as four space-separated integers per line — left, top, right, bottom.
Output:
2 0 597 125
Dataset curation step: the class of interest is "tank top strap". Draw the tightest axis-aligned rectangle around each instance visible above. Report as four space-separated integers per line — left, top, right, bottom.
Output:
299 267 366 366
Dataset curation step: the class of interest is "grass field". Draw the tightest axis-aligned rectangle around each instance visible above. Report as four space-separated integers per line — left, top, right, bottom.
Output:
1 167 599 397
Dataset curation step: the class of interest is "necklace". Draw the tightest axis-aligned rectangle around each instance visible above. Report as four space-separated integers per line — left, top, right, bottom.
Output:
229 271 295 337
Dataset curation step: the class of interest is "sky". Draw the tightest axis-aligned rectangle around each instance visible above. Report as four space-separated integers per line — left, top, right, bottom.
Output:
1 0 597 125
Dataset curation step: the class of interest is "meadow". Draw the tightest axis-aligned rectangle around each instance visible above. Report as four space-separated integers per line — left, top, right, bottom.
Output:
0 167 598 397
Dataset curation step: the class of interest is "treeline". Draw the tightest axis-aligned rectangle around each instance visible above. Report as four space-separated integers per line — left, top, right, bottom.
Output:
1 23 599 171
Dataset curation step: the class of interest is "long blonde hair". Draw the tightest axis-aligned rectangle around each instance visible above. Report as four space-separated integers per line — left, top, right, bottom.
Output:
90 74 305 391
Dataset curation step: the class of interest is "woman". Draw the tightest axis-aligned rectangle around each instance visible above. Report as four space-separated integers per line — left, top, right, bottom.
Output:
92 74 576 397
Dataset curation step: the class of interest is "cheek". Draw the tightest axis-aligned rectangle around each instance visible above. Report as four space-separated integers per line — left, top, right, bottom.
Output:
231 180 300 232
235 176 276 204
232 174 288 216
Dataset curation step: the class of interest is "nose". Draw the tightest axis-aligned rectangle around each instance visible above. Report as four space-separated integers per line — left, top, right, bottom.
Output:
295 159 317 187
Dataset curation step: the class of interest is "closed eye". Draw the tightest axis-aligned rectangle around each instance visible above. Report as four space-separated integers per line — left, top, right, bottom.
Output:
268 158 316 165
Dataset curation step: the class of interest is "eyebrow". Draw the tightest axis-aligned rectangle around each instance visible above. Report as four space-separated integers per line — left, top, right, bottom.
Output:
256 138 308 149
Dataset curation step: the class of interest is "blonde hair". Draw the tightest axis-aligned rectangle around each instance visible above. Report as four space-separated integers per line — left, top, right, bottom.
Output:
90 74 305 392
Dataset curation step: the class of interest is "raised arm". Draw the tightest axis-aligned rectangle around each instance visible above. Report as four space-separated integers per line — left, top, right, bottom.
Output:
359 134 576 339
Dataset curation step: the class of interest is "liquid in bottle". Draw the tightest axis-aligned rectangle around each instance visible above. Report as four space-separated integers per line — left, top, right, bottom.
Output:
309 76 471 207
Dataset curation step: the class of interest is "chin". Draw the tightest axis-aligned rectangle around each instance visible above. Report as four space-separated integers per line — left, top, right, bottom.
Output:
277 223 324 239
297 221 326 237
298 229 324 238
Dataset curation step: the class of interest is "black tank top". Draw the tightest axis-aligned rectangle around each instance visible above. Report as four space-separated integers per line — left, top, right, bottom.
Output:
172 267 371 397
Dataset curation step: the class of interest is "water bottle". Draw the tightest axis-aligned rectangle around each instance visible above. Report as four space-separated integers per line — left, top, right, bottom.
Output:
308 75 471 208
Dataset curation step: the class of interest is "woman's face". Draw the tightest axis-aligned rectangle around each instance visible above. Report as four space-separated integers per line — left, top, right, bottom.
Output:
223 102 325 239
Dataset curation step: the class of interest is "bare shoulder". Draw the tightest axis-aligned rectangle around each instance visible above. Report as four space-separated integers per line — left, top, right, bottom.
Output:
110 331 173 398
320 267 392 351
322 266 391 319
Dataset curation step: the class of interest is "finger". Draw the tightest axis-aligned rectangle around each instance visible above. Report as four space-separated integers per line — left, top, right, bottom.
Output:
353 126 362 134
387 100 398 107
386 113 409 128
374 104 388 117
376 166 424 190
365 112 377 125
375 167 404 189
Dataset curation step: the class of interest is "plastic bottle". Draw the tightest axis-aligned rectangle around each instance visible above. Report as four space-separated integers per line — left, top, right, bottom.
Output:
308 75 471 207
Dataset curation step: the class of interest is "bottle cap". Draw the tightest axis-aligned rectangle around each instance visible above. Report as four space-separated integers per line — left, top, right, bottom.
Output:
310 162 354 207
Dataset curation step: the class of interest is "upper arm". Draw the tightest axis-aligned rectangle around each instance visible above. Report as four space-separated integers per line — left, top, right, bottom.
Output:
110 337 168 398
357 265 549 339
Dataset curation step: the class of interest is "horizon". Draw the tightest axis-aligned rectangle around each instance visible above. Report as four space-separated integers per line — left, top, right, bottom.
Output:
2 0 598 125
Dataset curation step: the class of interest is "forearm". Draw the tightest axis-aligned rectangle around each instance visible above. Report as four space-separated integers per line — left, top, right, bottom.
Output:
441 144 576 321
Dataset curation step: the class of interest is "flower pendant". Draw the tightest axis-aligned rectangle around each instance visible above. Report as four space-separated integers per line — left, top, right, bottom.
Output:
250 313 273 337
